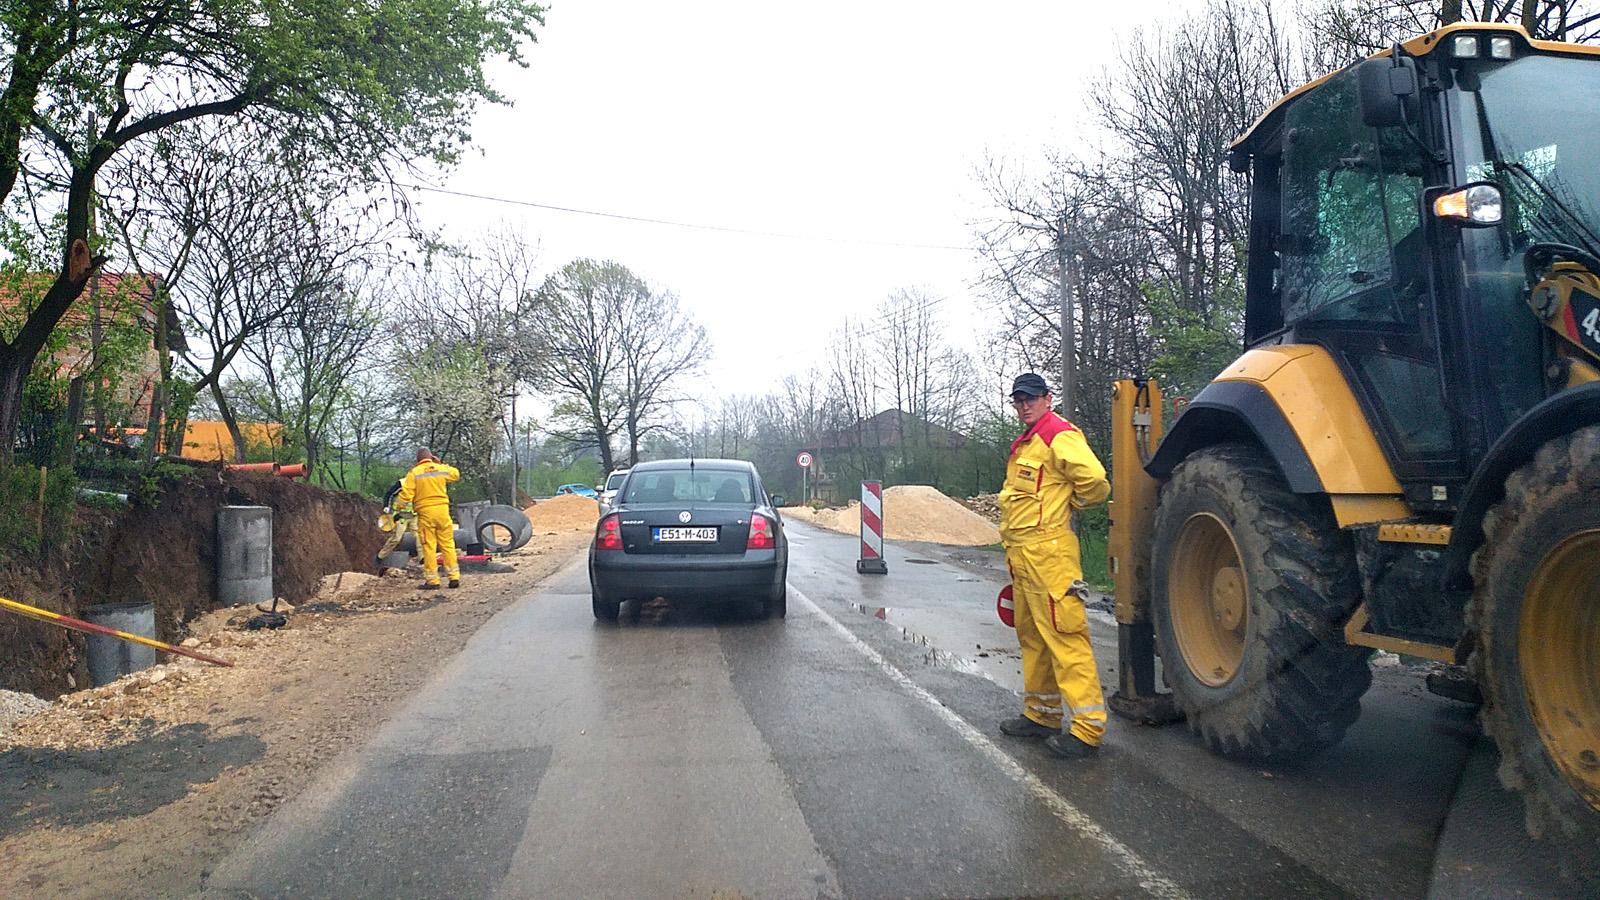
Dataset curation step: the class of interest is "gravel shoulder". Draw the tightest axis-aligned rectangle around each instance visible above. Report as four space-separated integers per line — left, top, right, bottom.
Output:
0 531 591 899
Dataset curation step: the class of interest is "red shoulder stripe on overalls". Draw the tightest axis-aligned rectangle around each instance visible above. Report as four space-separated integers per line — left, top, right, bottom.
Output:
1009 411 1078 457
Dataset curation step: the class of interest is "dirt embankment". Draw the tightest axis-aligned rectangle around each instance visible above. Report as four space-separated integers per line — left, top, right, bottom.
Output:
1 470 381 700
780 485 1001 546
0 531 590 899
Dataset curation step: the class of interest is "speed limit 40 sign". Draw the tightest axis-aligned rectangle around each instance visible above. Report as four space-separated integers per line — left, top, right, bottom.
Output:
796 451 813 468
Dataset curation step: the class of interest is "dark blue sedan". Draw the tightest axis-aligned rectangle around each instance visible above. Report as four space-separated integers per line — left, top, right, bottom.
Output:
587 458 787 621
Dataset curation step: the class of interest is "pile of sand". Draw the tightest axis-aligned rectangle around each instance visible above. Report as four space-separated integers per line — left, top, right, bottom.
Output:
781 485 1000 546
524 493 600 532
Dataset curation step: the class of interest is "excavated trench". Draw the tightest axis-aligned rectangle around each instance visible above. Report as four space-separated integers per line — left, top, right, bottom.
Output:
1 469 381 699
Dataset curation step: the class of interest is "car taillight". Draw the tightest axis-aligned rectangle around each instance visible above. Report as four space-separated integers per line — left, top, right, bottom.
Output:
596 513 623 551
747 513 775 550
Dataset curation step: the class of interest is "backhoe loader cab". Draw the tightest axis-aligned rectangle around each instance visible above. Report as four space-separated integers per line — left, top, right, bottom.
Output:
1108 23 1600 862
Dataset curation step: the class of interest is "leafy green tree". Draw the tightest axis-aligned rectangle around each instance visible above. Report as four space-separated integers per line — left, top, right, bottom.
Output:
0 0 545 460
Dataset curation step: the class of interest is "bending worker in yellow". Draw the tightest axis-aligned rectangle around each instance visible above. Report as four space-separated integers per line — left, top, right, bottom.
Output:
398 447 462 590
997 373 1111 758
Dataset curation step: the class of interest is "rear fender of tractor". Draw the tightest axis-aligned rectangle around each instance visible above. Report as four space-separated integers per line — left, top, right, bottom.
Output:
1146 381 1323 493
1447 381 1600 590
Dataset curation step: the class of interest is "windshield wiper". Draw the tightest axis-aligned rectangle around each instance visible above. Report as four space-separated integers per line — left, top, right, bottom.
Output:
1472 90 1600 262
1493 160 1600 261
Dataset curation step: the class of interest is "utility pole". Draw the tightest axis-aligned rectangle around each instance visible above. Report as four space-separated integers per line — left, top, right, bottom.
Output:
508 392 518 504
1057 217 1077 421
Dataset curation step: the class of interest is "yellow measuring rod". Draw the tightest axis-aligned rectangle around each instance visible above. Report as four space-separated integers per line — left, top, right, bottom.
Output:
0 596 234 668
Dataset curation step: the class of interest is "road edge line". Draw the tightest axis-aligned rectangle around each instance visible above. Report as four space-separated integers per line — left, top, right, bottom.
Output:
792 585 1191 900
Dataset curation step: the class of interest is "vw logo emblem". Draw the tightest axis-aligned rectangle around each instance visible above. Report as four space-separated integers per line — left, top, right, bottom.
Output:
678 511 692 523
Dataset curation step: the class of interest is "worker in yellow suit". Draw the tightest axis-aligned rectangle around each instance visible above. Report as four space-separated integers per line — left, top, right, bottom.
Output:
398 447 462 590
997 373 1111 758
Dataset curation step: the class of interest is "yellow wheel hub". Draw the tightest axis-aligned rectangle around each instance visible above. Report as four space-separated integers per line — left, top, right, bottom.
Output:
1521 529 1600 812
1170 513 1249 687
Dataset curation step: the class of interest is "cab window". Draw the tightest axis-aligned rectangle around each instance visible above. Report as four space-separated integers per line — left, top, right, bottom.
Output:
1279 68 1425 327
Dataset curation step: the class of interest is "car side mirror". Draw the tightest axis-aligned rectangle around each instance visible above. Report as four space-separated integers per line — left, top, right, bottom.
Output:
770 494 786 506
1357 56 1419 127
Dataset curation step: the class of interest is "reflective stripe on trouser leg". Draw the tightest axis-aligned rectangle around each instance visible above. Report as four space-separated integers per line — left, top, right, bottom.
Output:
417 506 460 582
418 512 441 585
1011 540 1106 746
437 513 459 581
1012 559 1063 730
1040 622 1107 745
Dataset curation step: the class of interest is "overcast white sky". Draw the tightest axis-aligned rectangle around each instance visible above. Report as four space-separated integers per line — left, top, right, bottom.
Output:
412 1 1203 421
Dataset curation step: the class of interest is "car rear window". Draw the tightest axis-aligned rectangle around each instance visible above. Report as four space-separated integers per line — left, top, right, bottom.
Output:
605 472 628 491
622 469 754 504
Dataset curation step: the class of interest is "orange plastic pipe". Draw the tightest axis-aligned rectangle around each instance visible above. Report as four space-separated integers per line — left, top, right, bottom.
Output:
223 462 308 478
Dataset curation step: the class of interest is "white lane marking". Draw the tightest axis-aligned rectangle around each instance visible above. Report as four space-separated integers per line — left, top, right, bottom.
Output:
792 585 1191 900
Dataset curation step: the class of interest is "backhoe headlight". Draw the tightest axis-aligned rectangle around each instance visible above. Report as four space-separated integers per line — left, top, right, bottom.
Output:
1452 35 1480 58
1433 182 1503 227
1489 36 1515 59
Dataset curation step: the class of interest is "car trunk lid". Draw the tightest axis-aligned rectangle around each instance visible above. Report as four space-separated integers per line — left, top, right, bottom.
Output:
615 504 754 555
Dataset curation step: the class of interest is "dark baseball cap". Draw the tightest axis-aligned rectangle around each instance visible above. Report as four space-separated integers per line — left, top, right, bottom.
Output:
1010 373 1051 398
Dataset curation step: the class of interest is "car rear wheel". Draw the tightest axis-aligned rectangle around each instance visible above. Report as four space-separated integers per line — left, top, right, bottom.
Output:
592 591 620 621
764 579 787 619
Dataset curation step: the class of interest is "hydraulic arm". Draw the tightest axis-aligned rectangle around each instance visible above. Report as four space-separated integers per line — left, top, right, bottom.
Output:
1106 379 1179 723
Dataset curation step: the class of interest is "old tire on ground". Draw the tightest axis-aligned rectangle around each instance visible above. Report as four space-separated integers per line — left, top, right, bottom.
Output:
1468 426 1600 872
1150 443 1372 759
592 591 620 622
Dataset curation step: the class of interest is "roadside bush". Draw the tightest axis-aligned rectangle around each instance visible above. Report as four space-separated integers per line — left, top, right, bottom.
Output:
74 457 198 508
1076 505 1111 590
0 463 78 561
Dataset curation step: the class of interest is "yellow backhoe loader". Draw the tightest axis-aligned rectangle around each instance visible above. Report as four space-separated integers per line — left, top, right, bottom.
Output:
1107 23 1600 859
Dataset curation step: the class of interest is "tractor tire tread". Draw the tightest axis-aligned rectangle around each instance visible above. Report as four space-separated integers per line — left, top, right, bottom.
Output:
1468 425 1600 874
1152 443 1372 761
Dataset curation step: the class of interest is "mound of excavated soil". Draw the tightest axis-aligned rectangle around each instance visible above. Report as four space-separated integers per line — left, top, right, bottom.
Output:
2 470 382 701
86 472 382 638
781 485 1000 546
524 493 600 532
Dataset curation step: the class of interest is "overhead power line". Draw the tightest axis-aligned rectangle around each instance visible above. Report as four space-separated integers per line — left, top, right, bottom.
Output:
401 182 974 252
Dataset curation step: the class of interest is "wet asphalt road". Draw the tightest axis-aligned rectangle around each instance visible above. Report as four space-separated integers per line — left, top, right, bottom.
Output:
202 521 1575 899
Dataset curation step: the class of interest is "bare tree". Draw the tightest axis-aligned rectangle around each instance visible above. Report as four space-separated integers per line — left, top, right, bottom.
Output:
241 286 382 478
616 288 706 466
121 122 392 460
1317 0 1600 59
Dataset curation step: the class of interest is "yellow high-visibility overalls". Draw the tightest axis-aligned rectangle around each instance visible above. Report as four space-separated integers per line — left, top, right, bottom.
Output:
998 411 1111 745
399 460 461 586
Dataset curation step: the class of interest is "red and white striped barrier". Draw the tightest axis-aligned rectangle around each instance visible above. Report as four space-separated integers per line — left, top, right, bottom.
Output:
856 480 888 575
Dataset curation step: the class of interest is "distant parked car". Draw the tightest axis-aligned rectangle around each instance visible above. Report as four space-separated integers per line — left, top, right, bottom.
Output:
555 483 599 499
588 458 787 621
598 468 631 512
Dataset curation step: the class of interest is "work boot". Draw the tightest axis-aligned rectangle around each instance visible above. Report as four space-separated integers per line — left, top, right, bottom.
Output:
1045 733 1100 759
999 716 1057 738
448 579 461 589
420 583 440 591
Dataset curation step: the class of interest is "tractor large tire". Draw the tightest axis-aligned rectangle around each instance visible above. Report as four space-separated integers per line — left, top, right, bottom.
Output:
1468 426 1600 874
1151 444 1372 759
